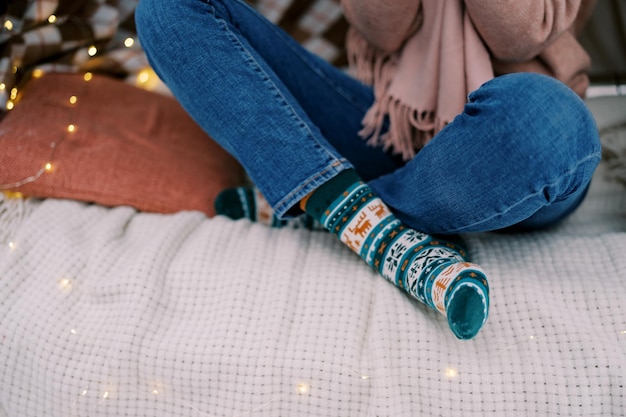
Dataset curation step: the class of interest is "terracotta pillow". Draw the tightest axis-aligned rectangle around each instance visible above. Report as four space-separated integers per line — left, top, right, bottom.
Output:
0 73 244 216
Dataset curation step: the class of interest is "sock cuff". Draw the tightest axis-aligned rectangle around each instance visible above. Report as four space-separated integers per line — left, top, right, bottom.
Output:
304 169 362 218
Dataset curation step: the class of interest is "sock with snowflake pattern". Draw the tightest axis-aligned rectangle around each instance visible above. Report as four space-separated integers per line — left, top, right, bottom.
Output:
301 170 490 340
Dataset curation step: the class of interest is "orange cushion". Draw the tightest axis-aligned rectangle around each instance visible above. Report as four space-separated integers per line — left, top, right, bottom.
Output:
0 73 244 216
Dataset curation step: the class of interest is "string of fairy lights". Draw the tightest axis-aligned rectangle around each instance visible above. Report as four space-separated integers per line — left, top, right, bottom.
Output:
3 255 624 416
0 12 463 415
4 214 626 416
5 237 482 417
2 8 626 417
0 68 82 190
0 10 158 192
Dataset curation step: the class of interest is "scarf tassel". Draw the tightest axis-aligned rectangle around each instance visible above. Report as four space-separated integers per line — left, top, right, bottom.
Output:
347 28 448 161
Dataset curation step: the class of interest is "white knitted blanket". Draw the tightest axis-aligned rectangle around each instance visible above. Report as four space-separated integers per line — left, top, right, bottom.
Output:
1 165 625 416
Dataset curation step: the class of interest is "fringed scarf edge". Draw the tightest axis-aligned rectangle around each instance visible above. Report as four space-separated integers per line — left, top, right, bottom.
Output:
346 27 448 161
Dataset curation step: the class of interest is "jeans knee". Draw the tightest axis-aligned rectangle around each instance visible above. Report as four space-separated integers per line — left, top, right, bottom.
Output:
135 0 170 54
518 73 599 151
136 0 219 78
134 0 158 37
136 0 207 53
471 73 600 166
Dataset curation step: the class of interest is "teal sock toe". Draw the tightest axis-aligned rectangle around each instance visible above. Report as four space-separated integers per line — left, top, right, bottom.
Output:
446 281 489 340
214 188 249 220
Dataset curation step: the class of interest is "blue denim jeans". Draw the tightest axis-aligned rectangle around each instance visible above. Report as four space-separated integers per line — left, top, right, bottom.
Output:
135 0 601 234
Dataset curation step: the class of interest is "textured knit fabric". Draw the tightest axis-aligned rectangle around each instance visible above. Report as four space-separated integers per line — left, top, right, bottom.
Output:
342 0 598 159
0 73 244 216
0 156 624 417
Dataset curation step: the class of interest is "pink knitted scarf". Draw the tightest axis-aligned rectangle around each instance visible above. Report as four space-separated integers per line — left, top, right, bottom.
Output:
346 0 494 160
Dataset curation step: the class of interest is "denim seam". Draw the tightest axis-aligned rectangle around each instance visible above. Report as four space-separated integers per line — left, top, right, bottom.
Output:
213 9 346 167
209 2 357 216
280 39 371 115
446 150 602 233
223 1 372 115
274 159 352 216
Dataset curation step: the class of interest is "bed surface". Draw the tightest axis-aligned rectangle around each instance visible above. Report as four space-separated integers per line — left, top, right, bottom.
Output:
2 1 625 416
1 151 625 416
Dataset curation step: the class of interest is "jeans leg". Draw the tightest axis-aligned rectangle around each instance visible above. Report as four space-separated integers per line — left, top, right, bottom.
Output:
135 0 401 217
369 73 602 234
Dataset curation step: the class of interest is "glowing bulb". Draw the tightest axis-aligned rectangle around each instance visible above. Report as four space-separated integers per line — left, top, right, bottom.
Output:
4 191 23 199
620 330 626 335
58 278 71 287
44 162 53 172
70 328 77 335
102 391 109 399
137 70 151 85
83 72 93 81
8 242 16 251
124 37 135 48
87 45 97 56
67 124 76 133
69 95 77 105
444 367 459 379
152 389 159 395
3 20 13 31
81 390 88 396
360 374 371 380
0 83 5 90
10 88 17 100
48 15 57 23
12 66 18 74
58 278 73 292
32 69 44 78
6 101 14 110
296 382 310 395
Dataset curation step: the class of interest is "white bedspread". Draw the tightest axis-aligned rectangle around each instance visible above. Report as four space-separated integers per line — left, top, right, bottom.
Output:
1 166 625 416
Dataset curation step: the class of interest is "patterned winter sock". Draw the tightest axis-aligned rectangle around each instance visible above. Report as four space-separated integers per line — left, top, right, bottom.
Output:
302 170 490 340
214 187 319 229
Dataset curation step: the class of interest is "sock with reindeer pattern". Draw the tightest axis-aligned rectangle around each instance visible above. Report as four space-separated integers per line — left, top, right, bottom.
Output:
302 170 490 340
